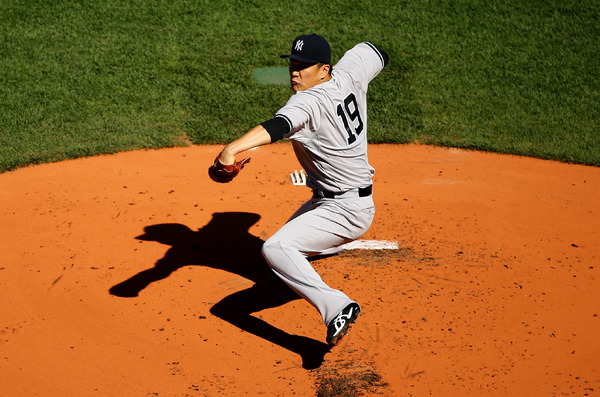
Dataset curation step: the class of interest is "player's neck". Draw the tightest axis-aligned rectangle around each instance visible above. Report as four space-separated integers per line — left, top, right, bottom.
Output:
318 74 332 85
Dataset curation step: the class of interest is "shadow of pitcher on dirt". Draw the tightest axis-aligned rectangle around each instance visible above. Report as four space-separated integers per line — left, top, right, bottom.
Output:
109 212 330 369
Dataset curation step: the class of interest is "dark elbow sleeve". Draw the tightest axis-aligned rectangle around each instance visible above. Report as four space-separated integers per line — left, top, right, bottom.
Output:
366 42 389 68
260 117 290 143
380 48 389 67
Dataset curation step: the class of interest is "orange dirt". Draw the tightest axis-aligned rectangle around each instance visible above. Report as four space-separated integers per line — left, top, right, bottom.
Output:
1 143 599 396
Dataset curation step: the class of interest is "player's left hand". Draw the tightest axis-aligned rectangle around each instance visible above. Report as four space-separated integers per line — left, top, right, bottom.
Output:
208 156 251 183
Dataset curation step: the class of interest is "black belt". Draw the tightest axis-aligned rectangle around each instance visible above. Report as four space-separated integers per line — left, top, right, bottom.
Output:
313 185 373 199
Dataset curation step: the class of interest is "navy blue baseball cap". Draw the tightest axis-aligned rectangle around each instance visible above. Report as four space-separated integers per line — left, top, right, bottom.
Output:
280 34 331 64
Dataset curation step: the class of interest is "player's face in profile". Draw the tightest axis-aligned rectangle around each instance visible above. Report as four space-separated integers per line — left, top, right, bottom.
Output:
289 60 330 92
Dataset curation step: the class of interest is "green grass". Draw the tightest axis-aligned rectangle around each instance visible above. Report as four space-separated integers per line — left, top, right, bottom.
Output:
1 0 599 172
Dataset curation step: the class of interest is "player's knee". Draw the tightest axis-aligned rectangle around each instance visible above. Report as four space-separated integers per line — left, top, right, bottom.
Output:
261 240 279 267
262 239 295 271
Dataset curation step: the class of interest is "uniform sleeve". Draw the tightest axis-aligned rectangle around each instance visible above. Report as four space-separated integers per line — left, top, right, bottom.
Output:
366 42 389 68
334 42 388 90
274 92 322 139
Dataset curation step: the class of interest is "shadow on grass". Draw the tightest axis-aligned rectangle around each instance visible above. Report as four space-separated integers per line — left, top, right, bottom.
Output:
109 212 330 369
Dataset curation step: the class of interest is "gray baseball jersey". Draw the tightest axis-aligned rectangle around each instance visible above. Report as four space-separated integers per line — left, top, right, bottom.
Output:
275 42 387 192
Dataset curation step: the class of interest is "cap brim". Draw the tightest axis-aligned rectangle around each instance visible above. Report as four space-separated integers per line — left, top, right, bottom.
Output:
280 54 321 64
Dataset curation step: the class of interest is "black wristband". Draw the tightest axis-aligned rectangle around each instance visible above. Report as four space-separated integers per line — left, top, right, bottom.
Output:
260 117 290 143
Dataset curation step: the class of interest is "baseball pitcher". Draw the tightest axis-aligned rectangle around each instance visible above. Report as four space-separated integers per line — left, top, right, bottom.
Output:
209 33 388 346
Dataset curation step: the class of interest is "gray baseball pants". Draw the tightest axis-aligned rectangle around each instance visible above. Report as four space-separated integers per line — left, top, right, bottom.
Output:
261 193 375 325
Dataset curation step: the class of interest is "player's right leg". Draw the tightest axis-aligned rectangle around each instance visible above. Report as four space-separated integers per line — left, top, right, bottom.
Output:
261 196 374 326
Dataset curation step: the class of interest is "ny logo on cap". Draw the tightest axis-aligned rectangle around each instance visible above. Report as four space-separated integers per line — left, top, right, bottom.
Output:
294 40 304 52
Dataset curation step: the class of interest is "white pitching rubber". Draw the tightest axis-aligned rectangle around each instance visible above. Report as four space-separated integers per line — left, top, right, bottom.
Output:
341 240 400 250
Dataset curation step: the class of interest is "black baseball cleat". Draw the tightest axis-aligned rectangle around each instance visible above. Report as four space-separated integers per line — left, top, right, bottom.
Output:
326 302 361 346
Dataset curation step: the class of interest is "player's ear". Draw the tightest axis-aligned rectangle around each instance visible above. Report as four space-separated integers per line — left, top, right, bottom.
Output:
320 64 331 78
